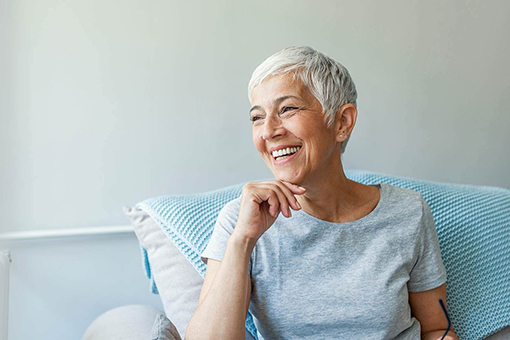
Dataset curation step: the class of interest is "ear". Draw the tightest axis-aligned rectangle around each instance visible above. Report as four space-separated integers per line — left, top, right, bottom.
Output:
334 104 357 143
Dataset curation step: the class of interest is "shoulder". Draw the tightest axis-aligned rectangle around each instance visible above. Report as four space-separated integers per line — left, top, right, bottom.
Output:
215 196 242 223
383 183 425 209
380 183 429 226
221 196 242 214
379 184 436 248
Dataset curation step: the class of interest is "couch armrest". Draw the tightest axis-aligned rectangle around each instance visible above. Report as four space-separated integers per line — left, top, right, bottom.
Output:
485 327 510 340
83 305 162 340
0 251 11 340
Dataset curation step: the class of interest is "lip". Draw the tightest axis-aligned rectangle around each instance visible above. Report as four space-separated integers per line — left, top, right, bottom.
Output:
272 146 302 165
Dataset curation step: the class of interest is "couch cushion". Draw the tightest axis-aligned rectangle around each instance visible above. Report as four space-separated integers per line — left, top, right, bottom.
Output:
124 206 257 340
123 206 203 338
83 305 161 340
151 313 182 340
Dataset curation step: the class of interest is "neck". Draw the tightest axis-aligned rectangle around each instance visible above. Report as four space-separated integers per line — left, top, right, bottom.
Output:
294 153 372 223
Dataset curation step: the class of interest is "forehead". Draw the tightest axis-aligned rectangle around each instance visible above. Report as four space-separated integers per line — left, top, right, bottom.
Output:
250 73 311 105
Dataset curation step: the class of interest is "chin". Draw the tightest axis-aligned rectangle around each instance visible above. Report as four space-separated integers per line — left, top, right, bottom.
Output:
273 172 300 184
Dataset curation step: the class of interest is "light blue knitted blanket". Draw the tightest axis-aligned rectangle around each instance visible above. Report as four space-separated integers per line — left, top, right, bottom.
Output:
135 170 510 340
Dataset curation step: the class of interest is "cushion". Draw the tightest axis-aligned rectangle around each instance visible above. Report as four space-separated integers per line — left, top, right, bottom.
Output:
124 206 256 340
151 313 182 340
83 305 161 340
123 206 203 338
133 170 510 340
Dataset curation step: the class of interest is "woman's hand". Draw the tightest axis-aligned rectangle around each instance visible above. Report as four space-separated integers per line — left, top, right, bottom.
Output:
232 180 306 244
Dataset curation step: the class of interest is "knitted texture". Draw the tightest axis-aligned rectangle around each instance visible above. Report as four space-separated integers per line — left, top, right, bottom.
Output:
135 183 256 337
135 170 510 340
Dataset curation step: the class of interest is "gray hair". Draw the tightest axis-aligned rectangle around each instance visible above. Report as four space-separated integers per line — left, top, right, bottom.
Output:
248 46 358 155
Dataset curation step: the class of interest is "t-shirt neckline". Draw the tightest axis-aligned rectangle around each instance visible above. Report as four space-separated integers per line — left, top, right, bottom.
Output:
294 182 386 226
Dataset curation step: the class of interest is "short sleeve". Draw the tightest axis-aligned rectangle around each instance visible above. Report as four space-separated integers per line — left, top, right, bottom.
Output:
200 197 254 275
408 196 447 292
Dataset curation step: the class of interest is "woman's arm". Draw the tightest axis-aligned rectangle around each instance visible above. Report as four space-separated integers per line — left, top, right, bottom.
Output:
409 283 459 340
185 233 255 340
186 180 304 339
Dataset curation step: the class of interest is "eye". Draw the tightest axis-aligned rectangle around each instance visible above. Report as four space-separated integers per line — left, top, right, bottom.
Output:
280 106 297 114
250 115 263 123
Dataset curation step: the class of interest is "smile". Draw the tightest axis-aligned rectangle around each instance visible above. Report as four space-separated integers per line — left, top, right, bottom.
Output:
272 146 302 164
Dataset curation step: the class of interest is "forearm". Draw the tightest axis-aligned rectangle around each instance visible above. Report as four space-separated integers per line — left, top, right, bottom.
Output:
185 235 254 340
422 330 459 340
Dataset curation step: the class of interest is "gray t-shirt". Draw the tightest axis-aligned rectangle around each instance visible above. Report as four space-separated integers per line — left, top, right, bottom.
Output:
201 182 447 340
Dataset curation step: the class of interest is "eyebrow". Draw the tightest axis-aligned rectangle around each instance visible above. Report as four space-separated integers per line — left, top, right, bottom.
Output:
249 95 301 115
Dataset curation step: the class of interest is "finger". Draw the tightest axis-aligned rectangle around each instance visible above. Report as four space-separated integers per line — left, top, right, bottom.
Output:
274 187 292 218
251 186 280 218
263 190 281 218
260 183 292 217
279 180 307 195
271 181 302 211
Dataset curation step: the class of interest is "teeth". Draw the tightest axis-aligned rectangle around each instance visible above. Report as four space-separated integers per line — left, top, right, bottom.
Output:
272 146 301 158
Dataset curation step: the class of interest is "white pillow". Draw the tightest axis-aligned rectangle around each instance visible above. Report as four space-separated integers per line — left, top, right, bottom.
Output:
124 206 203 338
124 206 256 340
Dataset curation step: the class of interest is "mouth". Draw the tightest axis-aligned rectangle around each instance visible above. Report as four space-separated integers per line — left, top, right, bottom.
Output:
271 146 302 165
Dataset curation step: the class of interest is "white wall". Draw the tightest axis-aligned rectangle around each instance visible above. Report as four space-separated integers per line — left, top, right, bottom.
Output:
1 0 509 339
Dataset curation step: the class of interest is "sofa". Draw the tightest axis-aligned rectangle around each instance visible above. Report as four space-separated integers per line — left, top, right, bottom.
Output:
83 170 510 340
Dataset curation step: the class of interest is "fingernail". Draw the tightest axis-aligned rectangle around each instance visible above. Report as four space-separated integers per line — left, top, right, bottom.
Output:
298 186 306 191
296 201 302 209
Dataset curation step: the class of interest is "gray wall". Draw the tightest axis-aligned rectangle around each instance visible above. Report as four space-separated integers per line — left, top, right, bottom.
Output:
2 234 163 340
1 0 509 339
1 0 509 234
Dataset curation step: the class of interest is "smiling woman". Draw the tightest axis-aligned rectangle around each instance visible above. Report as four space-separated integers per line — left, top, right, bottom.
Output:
185 46 459 340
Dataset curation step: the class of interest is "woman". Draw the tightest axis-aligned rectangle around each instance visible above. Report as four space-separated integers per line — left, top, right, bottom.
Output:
186 46 458 340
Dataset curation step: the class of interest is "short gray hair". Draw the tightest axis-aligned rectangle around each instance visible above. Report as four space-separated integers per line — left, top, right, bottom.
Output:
248 46 357 155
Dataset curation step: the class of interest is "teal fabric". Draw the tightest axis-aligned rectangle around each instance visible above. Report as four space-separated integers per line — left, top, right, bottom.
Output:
135 170 510 340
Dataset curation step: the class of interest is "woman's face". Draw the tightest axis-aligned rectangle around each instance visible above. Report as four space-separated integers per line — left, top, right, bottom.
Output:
250 73 341 185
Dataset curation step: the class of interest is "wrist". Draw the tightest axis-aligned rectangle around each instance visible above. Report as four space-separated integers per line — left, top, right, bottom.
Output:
229 231 257 252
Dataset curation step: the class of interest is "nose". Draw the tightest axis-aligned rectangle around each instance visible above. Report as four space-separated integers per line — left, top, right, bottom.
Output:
261 115 286 140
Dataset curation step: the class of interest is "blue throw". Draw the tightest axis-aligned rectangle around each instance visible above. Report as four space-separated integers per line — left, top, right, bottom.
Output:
135 170 510 340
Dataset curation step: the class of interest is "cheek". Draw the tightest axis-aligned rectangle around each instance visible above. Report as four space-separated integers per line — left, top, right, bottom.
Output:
286 124 307 141
285 118 307 136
